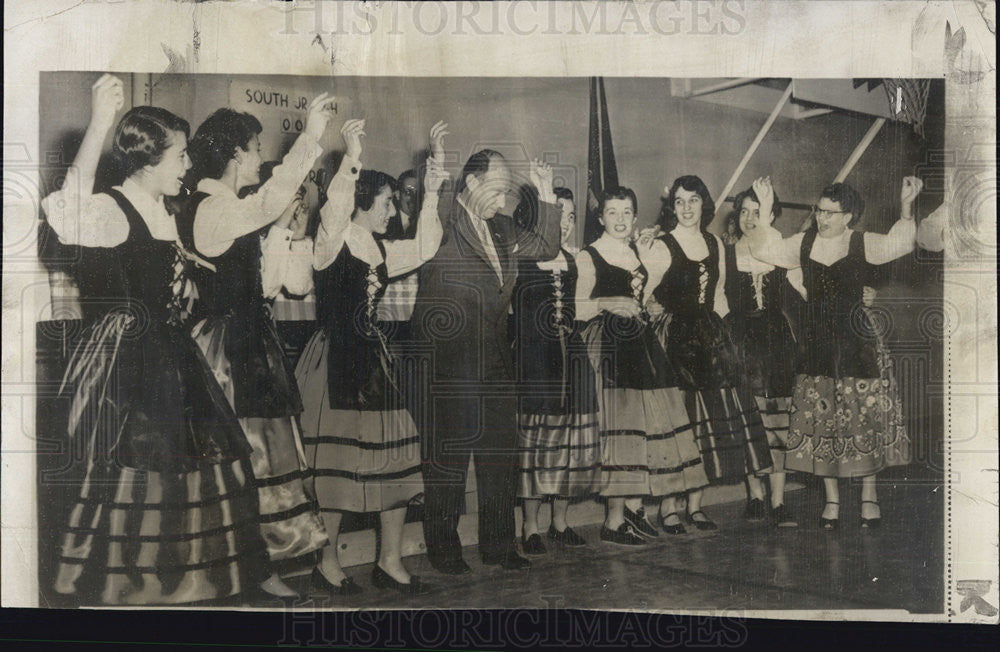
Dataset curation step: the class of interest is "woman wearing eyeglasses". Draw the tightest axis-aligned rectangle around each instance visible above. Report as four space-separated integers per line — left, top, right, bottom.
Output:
637 176 772 534
744 176 923 529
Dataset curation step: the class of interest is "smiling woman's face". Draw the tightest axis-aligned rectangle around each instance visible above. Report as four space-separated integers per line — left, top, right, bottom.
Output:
673 187 703 229
144 130 191 197
599 197 636 241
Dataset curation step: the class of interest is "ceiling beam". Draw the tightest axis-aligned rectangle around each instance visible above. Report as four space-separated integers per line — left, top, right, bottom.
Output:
686 77 762 99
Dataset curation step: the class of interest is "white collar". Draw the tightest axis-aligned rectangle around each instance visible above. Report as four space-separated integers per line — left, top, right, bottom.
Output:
345 221 384 268
196 177 239 199
591 233 639 269
115 177 177 241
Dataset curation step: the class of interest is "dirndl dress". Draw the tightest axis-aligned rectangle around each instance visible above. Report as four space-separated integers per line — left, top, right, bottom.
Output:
785 230 909 477
53 189 269 606
723 243 799 473
295 234 424 514
512 251 601 499
579 242 708 498
178 192 328 571
651 233 772 483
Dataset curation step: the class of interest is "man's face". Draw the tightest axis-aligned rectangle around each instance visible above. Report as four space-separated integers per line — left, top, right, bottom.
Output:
396 173 419 217
466 157 512 220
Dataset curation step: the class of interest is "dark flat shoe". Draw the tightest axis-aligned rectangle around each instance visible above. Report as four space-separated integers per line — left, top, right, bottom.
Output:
744 498 767 522
773 504 799 528
686 510 718 531
371 564 431 595
521 533 548 555
660 512 686 535
547 525 587 546
428 556 472 576
600 523 647 546
311 567 363 596
623 506 659 538
481 550 532 570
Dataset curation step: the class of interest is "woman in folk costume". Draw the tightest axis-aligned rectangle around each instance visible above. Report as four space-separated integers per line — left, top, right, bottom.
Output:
724 183 880 527
177 98 340 598
296 119 448 595
575 187 709 546
512 187 601 553
44 75 270 605
745 176 921 529
640 175 772 533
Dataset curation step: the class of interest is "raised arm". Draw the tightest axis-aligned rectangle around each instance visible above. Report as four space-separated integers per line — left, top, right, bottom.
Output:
863 176 922 265
744 176 802 268
260 193 314 298
512 159 561 261
193 93 337 257
384 122 449 278
314 118 365 271
41 74 126 246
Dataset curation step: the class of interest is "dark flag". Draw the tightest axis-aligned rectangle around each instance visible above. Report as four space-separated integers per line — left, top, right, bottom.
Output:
584 77 620 246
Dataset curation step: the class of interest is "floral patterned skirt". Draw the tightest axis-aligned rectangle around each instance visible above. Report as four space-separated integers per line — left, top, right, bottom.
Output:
785 368 909 478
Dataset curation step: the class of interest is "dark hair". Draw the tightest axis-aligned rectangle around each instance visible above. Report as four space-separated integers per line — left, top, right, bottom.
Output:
727 185 783 239
553 186 574 203
112 106 190 178
659 175 715 231
598 186 637 215
455 149 504 197
187 108 263 181
512 183 541 232
819 182 864 226
383 167 423 240
355 169 397 214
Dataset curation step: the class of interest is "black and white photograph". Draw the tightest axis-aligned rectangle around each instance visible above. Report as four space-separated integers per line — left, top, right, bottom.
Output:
3 0 997 642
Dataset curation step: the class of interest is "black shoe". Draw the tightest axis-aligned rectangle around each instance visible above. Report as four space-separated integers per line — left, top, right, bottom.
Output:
744 498 767 522
310 567 363 596
686 510 719 531
623 506 659 538
860 500 882 530
481 549 532 570
600 523 647 546
773 504 799 528
547 525 587 546
660 512 686 535
521 533 547 555
820 501 840 530
371 564 431 595
428 556 472 576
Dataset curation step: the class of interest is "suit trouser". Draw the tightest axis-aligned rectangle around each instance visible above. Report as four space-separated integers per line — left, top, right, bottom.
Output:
421 386 518 561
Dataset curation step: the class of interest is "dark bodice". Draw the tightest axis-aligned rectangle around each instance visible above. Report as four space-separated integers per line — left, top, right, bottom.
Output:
723 244 787 319
176 192 267 322
314 240 393 410
585 244 646 302
652 232 720 314
513 249 579 341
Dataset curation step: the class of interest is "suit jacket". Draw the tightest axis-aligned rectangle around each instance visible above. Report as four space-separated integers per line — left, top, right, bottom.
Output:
412 197 562 384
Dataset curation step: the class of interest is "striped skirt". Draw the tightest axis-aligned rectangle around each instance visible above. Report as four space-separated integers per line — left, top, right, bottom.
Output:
755 395 791 474
597 386 709 498
686 387 774 483
517 412 601 499
191 318 328 566
55 458 269 606
296 331 424 513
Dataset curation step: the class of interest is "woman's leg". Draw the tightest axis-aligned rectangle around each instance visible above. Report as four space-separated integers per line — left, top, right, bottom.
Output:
769 472 787 508
624 497 643 512
860 475 880 519
606 497 625 529
522 498 541 537
822 478 840 519
377 507 411 583
316 511 346 585
746 474 766 500
659 495 682 526
551 498 570 532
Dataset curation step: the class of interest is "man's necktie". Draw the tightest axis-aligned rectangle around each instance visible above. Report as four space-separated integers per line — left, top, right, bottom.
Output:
475 217 503 281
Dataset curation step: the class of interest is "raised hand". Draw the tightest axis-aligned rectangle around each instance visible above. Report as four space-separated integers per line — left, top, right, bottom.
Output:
429 120 448 162
529 158 555 202
340 118 366 161
304 92 339 142
90 74 125 131
899 177 924 208
423 156 450 195
752 176 775 216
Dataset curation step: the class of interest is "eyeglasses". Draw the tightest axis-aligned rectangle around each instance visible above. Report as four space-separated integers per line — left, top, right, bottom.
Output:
811 206 848 218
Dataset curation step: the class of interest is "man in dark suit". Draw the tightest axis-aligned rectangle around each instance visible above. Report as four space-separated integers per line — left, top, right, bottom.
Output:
412 149 561 574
